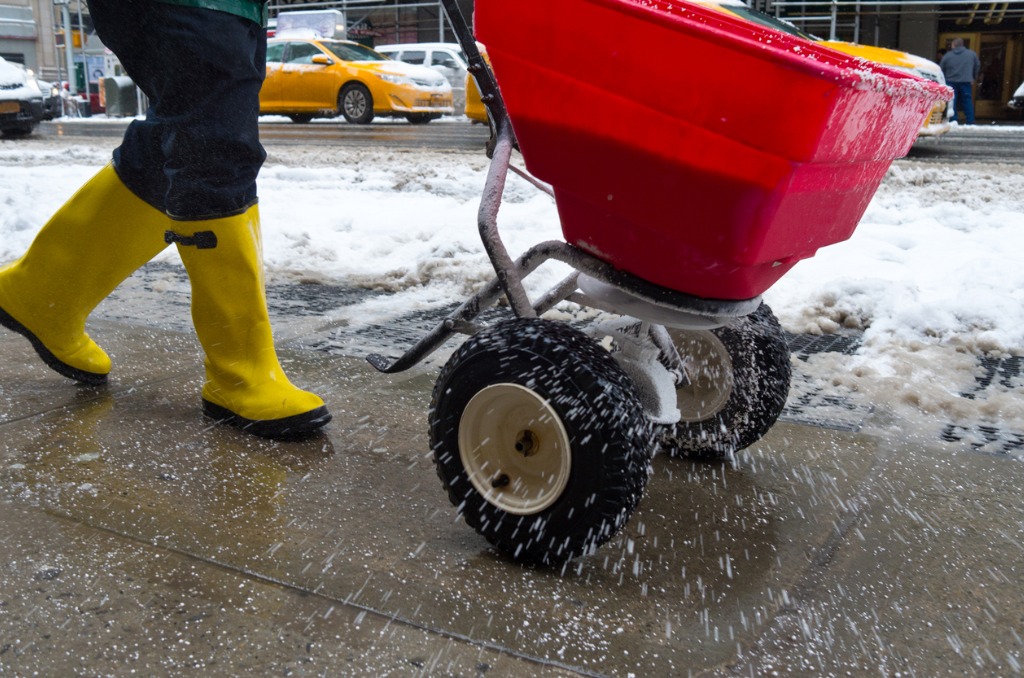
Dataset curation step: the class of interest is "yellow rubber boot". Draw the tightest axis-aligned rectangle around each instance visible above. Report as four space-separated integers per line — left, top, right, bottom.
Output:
0 165 170 384
168 206 331 439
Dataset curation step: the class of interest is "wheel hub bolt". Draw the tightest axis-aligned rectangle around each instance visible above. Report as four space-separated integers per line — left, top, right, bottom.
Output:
514 430 537 456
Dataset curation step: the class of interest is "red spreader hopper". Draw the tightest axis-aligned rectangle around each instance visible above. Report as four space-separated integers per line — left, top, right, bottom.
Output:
475 0 952 300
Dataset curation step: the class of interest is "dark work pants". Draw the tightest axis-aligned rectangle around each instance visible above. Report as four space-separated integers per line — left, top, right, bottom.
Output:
949 81 975 125
87 0 267 220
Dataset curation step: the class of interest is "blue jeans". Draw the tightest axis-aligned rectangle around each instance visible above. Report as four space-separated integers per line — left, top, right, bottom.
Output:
87 0 267 220
950 81 975 125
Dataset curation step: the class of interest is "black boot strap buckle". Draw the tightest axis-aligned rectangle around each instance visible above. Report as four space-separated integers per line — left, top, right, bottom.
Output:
165 230 218 249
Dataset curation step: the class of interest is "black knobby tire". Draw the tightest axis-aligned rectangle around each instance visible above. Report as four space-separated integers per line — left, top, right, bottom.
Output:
430 318 653 565
660 303 791 459
1 125 33 138
339 83 374 124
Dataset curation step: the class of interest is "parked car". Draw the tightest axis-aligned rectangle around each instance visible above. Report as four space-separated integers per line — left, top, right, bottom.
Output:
259 37 453 124
35 78 62 120
374 42 468 110
0 56 46 137
1010 80 1024 110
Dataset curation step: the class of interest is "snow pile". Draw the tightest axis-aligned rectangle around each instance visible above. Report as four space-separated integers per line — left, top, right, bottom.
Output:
764 160 1024 435
1 131 1022 437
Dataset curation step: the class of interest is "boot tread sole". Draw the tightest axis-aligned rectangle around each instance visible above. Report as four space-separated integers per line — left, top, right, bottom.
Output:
202 399 332 440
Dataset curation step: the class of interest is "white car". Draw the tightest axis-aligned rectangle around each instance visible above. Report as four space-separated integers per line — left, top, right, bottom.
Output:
1010 80 1024 110
0 56 45 137
375 42 468 110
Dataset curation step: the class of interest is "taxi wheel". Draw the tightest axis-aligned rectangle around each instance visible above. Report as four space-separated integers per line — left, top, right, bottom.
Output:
339 83 374 125
1 126 32 138
405 113 439 124
288 114 313 124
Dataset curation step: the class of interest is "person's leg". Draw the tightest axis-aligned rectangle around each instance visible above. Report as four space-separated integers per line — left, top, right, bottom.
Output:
0 165 170 384
89 1 329 437
167 207 331 438
960 83 976 125
0 0 180 385
88 0 266 216
0 2 175 384
952 82 974 124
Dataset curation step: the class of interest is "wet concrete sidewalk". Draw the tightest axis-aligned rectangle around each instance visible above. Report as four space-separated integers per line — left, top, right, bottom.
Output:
1 268 1023 677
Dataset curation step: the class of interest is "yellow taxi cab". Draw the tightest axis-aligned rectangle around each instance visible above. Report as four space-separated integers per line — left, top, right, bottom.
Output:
465 0 951 137
464 44 490 124
260 37 454 124
465 66 488 124
821 42 951 135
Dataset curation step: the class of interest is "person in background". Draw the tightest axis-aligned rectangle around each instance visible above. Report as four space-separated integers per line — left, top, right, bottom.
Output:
0 0 331 439
940 38 982 125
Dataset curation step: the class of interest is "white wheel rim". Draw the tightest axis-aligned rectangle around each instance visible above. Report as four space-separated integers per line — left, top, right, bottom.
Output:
458 383 571 515
670 330 734 423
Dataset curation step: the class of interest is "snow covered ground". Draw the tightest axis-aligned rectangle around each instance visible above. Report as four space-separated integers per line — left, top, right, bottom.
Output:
1 125 1022 445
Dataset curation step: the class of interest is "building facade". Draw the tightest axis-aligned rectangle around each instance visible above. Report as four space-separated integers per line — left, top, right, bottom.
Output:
1 0 93 89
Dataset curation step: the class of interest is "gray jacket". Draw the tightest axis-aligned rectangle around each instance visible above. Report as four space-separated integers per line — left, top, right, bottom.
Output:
940 46 981 83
